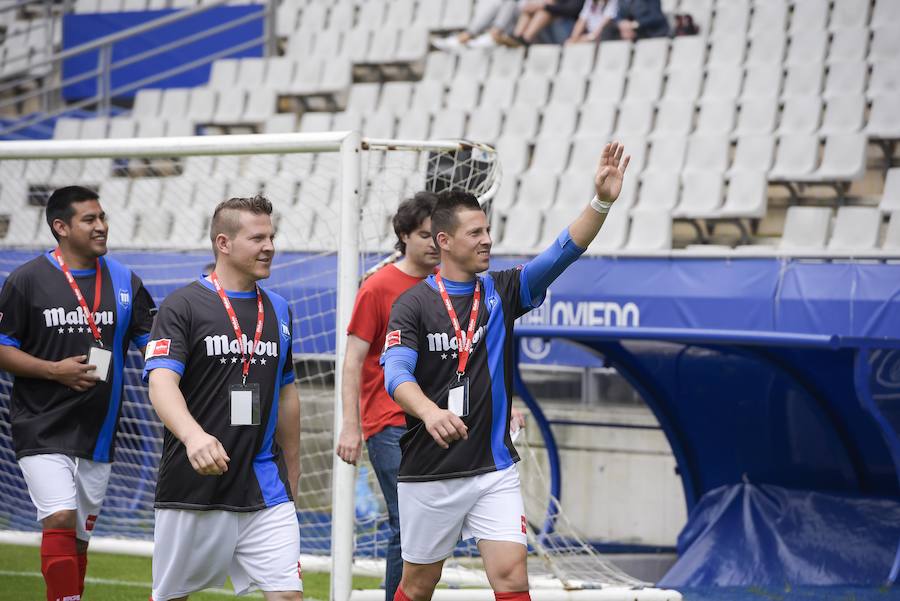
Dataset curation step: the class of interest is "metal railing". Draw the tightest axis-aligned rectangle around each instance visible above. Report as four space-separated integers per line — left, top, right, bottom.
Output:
0 0 277 138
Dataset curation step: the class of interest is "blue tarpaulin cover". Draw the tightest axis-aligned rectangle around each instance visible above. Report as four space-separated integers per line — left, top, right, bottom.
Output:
659 483 900 587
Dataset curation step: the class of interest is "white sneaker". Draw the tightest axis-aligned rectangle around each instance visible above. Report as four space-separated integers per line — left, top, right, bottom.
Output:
467 32 497 49
432 35 463 52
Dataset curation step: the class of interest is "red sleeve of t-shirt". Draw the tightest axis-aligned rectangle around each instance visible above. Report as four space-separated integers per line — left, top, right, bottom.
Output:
346 282 381 344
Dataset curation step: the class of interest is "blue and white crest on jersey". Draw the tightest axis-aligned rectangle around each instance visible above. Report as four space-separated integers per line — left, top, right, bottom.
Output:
118 289 130 307
281 320 291 340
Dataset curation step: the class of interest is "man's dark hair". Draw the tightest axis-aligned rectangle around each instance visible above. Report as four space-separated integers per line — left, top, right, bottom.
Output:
430 190 482 247
209 195 273 255
45 186 100 241
393 191 438 254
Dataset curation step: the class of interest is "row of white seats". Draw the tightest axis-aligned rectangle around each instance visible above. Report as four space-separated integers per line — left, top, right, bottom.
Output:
285 24 429 66
73 0 262 12
130 86 279 124
278 0 469 39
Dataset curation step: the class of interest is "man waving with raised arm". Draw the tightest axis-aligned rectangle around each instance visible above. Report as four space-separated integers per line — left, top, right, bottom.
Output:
381 143 630 601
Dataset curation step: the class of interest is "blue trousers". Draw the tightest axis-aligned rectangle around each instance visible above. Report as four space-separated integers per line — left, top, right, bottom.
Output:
366 426 404 601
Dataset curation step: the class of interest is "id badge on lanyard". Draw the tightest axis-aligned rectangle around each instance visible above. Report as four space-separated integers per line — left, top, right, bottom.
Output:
434 272 480 419
53 249 110 382
209 272 266 427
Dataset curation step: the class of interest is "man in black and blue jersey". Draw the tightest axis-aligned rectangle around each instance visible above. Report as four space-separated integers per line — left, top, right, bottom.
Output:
381 142 630 601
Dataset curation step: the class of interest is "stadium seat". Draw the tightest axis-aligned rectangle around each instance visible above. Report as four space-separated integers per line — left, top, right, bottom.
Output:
870 25 900 63
718 170 768 219
646 136 687 172
108 118 136 139
632 38 668 74
446 75 481 109
386 0 415 27
786 29 828 66
245 154 280 181
382 81 416 113
830 0 870 30
880 169 900 213
624 68 663 101
133 209 174 248
613 100 654 137
790 0 829 33
884 212 900 252
456 50 491 83
395 25 430 64
662 66 704 101
702 66 743 101
492 171 518 211
823 61 867 98
540 102 578 138
517 169 558 210
263 57 295 91
734 96 778 135
560 43 596 76
776 96 822 135
415 0 444 28
186 88 217 123
133 89 161 118
652 100 695 136
807 133 867 183
873 0 900 24
308 30 343 61
729 134 774 175
365 110 397 139
208 59 239 89
635 170 680 211
331 110 363 132
531 136 570 174
782 64 824 99
746 30 786 66
53 118 81 140
742 65 782 100
466 106 503 142
430 108 466 139
356 0 386 28
865 94 900 139
279 152 314 178
299 112 332 133
160 89 190 118
778 206 832 251
423 52 456 82
264 113 297 134
482 78 516 108
346 83 381 113
584 202 629 254
569 135 612 172
684 134 729 173
678 0 713 31
585 69 627 103
554 168 595 211
820 94 866 134
596 40 632 72
3 207 42 245
616 136 648 174
396 111 431 139
828 28 869 65
868 60 900 99
515 74 551 107
695 100 736 135
538 203 581 248
707 33 747 67
78 117 108 139
275 0 301 37
495 210 542 254
668 36 706 72
674 171 724 218
108 209 138 248
50 160 84 186
711 0 749 39
625 210 672 251
770 134 819 179
213 90 246 124
524 45 560 77
488 47 525 79
495 136 530 175
749 2 788 38
549 73 586 105
827 206 881 252
130 177 165 208
243 89 276 123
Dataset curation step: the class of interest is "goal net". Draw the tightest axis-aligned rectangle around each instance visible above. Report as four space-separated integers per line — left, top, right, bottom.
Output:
0 133 676 601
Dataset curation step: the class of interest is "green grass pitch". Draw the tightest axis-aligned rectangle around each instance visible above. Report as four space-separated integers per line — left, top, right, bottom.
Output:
0 543 383 600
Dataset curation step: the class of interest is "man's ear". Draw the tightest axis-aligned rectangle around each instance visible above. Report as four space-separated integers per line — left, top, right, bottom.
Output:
52 218 68 240
436 231 450 251
214 233 231 256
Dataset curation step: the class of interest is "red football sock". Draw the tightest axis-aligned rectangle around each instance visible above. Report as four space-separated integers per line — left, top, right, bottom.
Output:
393 585 413 601
495 592 531 601
41 529 81 601
77 551 87 595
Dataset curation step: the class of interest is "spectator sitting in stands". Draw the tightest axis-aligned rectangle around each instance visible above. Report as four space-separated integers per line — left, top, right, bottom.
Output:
600 0 669 41
512 0 586 46
566 0 618 44
432 0 521 51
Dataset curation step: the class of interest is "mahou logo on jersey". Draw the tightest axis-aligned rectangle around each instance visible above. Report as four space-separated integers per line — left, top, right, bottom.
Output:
43 306 114 328
426 325 485 353
204 333 279 358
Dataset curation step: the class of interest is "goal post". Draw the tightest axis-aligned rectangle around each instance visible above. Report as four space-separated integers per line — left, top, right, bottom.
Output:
0 132 679 601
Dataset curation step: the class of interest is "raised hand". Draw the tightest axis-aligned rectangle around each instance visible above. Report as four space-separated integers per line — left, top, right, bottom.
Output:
594 141 631 203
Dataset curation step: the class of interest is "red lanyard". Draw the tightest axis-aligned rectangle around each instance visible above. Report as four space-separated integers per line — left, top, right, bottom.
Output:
210 272 264 385
434 272 480 378
53 248 103 347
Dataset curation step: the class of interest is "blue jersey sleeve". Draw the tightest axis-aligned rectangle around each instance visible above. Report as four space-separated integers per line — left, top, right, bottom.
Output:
520 227 586 309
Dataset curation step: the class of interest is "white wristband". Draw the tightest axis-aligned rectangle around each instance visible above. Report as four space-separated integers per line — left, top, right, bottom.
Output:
590 195 613 214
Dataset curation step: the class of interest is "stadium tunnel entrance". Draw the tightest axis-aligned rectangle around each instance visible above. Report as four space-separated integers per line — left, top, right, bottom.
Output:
513 326 900 588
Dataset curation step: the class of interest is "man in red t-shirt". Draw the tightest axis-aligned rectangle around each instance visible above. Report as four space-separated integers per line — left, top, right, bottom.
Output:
336 192 440 601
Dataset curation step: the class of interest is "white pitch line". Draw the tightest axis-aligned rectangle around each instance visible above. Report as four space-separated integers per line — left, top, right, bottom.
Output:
0 570 269 598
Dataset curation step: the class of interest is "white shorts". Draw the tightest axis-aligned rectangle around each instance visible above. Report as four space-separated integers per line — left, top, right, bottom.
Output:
398 465 527 564
18 454 112 541
151 502 303 600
